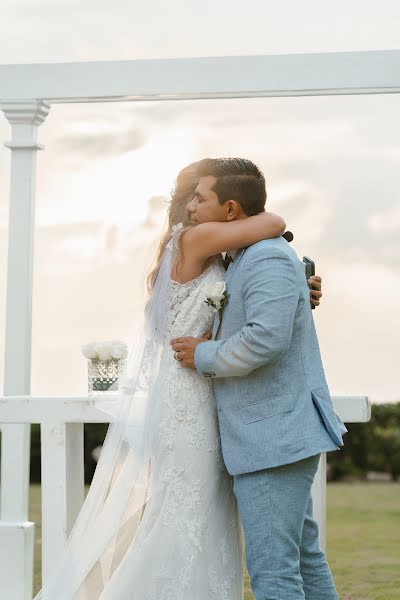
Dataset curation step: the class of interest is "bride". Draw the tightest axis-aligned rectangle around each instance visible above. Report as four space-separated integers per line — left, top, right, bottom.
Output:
34 159 321 600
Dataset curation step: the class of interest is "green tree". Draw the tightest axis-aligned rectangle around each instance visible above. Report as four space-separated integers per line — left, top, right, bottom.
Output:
328 402 400 481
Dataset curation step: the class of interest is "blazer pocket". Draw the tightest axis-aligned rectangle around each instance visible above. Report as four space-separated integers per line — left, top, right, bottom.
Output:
240 392 295 425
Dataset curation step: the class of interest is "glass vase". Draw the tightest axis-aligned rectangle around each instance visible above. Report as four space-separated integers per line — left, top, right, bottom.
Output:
88 358 127 395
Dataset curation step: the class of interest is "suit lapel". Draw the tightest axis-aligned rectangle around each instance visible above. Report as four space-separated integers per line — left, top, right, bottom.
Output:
212 312 220 339
224 247 246 286
212 247 247 340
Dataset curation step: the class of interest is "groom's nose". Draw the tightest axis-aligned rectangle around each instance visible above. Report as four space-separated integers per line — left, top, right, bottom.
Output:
186 198 197 216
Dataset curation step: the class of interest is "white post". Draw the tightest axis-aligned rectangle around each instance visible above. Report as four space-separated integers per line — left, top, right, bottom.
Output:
41 421 85 583
311 452 327 551
0 99 50 600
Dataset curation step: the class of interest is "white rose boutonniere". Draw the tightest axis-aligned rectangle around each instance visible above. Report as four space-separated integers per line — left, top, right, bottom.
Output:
203 281 229 317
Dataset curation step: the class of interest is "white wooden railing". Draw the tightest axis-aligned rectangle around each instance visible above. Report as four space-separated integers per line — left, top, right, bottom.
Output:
0 394 371 598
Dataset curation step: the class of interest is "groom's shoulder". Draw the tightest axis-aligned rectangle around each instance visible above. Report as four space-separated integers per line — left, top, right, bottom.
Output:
244 236 297 261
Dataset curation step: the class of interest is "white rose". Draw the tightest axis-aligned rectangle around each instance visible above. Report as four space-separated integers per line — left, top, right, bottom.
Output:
81 342 99 359
111 342 128 360
96 342 113 361
204 281 226 302
82 340 128 361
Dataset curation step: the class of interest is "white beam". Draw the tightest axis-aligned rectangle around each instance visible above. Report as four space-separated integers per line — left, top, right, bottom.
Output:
0 395 371 424
0 396 117 423
332 395 371 422
0 50 399 104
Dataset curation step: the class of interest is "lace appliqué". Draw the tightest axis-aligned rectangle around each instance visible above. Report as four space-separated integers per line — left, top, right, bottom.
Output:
159 467 208 593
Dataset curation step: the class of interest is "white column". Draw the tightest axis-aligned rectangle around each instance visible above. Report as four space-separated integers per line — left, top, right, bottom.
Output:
311 452 327 551
0 99 50 600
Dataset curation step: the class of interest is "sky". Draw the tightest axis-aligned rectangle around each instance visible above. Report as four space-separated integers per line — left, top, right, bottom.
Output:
0 1 400 403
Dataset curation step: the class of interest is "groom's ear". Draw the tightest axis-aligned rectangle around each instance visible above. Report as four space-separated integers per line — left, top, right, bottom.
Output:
225 199 242 221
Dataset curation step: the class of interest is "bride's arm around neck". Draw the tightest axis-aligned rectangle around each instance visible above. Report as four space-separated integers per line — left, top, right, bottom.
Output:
182 211 286 261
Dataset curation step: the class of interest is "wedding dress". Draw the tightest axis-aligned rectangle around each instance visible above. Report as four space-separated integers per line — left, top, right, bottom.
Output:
34 225 243 600
98 254 244 599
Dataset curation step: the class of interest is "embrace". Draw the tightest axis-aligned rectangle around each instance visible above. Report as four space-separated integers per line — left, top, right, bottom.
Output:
36 158 347 600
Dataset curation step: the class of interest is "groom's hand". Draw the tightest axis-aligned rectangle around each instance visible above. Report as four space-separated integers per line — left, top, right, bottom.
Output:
170 336 203 369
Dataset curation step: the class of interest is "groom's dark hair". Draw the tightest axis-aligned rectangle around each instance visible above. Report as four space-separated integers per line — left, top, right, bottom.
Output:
197 157 267 216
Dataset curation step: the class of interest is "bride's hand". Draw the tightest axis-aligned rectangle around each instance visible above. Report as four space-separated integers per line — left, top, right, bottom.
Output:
309 275 323 307
200 329 212 341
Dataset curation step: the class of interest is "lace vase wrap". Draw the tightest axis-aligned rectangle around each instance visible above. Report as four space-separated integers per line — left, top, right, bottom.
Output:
88 358 127 394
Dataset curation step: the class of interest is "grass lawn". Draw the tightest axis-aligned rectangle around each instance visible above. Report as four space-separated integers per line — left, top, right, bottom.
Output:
29 482 399 599
324 483 399 600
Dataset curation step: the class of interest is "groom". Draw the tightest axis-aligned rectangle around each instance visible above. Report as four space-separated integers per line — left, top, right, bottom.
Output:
171 158 347 600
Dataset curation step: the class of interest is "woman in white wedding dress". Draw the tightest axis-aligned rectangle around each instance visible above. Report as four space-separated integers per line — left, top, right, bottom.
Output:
34 160 309 600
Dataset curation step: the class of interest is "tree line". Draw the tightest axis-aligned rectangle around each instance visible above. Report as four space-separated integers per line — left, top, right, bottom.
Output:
328 402 400 481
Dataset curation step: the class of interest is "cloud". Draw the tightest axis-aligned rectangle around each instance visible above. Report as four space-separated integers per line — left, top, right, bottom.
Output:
2 0 400 66
55 125 146 158
368 203 400 234
315 261 400 403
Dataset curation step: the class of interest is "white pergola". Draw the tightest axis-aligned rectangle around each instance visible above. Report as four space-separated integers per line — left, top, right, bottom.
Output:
2 48 397 599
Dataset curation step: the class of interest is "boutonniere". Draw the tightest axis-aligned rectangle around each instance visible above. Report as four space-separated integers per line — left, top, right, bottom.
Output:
203 281 229 319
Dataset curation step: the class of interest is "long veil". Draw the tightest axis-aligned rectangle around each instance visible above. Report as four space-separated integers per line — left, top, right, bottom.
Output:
34 224 181 600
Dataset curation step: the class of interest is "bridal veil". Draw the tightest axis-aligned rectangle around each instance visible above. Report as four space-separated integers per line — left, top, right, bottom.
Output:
34 225 181 600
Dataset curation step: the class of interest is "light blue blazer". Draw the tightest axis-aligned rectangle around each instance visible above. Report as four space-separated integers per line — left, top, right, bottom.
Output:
194 237 347 476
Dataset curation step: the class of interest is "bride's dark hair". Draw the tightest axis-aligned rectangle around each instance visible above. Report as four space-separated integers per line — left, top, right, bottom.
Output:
147 159 207 292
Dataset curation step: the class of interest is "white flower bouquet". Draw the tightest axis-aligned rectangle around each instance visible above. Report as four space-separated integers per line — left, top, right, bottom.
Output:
82 340 128 394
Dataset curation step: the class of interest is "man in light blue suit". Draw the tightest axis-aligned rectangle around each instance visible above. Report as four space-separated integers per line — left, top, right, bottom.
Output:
171 158 347 599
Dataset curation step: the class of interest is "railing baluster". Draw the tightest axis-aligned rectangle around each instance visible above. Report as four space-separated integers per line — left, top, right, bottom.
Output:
40 421 84 585
65 423 85 534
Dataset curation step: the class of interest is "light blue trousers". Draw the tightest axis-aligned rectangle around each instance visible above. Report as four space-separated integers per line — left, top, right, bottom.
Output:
233 453 338 600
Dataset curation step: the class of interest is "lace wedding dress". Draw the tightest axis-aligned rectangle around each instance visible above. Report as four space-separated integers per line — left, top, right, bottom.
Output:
34 225 243 600
96 254 244 600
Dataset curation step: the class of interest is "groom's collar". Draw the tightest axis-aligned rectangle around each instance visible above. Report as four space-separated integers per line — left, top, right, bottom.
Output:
225 249 239 261
223 247 248 286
